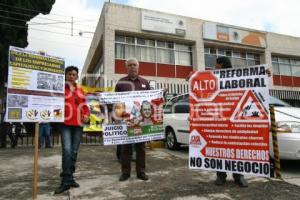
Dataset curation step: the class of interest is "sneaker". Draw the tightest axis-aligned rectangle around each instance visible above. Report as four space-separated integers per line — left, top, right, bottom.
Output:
234 176 248 187
69 180 80 188
54 184 70 194
119 174 130 181
214 176 226 186
137 173 149 181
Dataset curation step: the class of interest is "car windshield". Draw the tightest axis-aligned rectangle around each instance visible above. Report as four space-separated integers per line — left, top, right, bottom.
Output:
269 96 291 107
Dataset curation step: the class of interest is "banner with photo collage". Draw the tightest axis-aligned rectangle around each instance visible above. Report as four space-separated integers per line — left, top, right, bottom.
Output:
100 90 164 145
5 46 65 122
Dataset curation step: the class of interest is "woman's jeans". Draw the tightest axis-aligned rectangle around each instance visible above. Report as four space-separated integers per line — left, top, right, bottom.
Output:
60 125 82 184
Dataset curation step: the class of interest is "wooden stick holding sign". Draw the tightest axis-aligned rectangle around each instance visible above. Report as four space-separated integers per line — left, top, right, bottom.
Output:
33 123 39 199
269 105 282 179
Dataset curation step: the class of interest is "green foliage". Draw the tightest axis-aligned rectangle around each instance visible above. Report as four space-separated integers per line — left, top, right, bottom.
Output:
0 0 55 94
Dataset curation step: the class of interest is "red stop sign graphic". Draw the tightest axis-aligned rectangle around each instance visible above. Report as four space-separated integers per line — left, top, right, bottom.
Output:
190 71 218 100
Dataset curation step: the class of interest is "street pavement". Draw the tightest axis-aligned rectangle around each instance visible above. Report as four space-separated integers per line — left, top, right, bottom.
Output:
0 145 300 200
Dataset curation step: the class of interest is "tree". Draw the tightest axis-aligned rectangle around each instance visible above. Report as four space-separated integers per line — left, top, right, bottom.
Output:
0 0 56 102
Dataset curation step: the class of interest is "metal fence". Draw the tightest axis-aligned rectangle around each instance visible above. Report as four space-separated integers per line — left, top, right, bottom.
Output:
3 130 103 148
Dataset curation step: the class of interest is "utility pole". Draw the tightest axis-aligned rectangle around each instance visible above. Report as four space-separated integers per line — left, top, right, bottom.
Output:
71 16 73 36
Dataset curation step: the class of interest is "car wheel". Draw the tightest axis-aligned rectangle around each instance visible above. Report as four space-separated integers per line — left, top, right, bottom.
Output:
166 128 179 150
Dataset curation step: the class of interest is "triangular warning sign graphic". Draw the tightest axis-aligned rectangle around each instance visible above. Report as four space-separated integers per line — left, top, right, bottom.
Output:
231 91 269 122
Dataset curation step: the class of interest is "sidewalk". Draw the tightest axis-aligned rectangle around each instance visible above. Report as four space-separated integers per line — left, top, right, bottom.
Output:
0 145 300 200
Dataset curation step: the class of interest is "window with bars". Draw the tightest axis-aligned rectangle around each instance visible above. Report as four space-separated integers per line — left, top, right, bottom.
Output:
272 56 300 77
204 47 261 69
115 35 192 66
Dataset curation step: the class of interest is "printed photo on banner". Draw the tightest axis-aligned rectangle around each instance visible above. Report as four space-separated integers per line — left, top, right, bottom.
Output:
5 46 65 123
101 89 164 145
189 65 270 177
82 86 114 132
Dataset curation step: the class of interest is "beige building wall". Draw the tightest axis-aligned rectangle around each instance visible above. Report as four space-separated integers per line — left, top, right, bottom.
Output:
83 3 207 91
81 3 300 96
265 33 300 91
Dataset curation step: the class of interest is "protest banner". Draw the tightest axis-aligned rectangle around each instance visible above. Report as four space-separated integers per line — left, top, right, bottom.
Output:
101 89 164 145
5 46 65 122
189 65 270 177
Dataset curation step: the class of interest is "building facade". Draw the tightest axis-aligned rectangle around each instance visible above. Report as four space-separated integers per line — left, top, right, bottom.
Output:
81 3 300 106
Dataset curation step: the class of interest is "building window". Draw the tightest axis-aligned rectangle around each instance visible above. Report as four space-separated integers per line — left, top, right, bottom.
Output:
205 54 217 68
157 49 175 64
175 51 192 66
204 47 210 54
272 63 280 75
279 63 291 76
272 55 300 77
204 47 261 68
115 35 125 43
115 43 125 59
125 36 135 44
136 46 155 62
115 35 192 66
125 45 135 58
292 66 300 77
175 44 192 66
217 48 225 56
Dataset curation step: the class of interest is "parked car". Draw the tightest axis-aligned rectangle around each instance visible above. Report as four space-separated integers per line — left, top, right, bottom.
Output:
163 93 300 160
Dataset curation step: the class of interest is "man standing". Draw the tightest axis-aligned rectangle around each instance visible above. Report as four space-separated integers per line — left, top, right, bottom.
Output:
115 58 150 181
214 56 248 187
55 66 90 194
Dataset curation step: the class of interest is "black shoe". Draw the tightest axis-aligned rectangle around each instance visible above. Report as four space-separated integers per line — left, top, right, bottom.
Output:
54 184 70 194
46 146 52 148
137 173 149 181
119 174 130 181
234 176 248 187
69 180 80 188
215 176 226 186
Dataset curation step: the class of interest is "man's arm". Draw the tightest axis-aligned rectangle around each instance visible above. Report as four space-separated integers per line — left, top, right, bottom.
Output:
146 81 151 90
115 82 121 92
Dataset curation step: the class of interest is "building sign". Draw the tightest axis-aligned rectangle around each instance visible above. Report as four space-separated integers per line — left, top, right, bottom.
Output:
189 65 270 177
203 22 267 48
142 11 186 36
100 90 164 145
5 46 65 122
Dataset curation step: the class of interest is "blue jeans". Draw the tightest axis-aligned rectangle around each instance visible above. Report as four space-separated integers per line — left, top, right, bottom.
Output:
39 123 51 147
60 125 82 184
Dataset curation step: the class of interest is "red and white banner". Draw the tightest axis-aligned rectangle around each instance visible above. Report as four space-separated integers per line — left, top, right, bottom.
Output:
189 65 270 177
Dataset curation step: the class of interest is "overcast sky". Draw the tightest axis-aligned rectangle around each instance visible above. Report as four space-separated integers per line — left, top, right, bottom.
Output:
26 0 300 73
